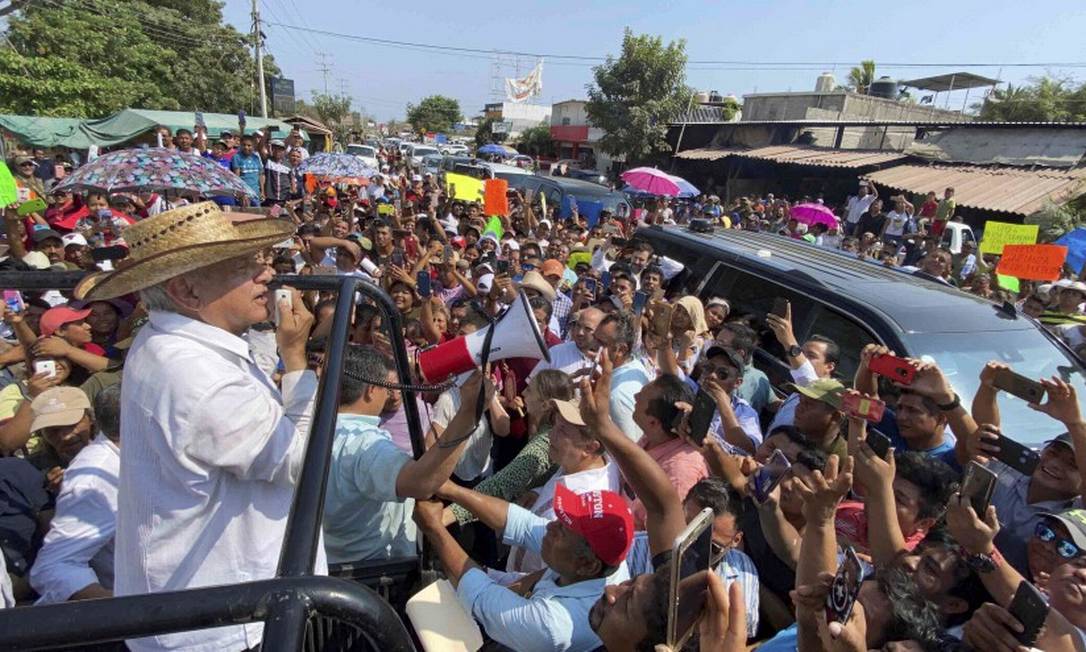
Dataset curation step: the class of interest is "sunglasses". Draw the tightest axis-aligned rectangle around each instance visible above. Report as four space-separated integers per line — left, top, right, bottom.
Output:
1035 522 1084 559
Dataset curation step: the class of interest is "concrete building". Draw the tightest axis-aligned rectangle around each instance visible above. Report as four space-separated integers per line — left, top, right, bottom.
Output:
548 99 614 171
482 102 551 140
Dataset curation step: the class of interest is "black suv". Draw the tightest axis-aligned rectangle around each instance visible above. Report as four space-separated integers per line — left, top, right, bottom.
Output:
637 225 1086 444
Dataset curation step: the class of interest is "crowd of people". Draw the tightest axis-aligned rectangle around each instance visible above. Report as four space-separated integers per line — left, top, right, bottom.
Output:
0 134 1085 652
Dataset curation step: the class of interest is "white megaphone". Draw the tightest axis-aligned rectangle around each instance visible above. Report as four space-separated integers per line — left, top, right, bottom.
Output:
418 290 551 382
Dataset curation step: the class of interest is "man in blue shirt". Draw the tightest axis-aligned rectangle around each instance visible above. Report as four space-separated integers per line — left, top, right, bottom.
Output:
230 134 264 201
415 474 634 652
323 345 492 564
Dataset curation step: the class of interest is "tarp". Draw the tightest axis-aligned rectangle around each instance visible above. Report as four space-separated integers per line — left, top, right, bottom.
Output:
1055 227 1086 274
0 109 307 150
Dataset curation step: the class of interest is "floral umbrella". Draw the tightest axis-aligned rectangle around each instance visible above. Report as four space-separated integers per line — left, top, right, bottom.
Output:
297 152 377 184
53 147 256 198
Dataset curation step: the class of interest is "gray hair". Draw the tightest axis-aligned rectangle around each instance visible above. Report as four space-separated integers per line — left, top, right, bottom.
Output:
94 383 122 441
139 283 180 313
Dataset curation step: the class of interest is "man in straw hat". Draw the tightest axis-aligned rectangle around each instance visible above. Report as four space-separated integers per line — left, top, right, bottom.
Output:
78 201 314 652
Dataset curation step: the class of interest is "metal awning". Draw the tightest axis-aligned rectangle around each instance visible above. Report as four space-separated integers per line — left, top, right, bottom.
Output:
675 145 905 168
864 164 1086 216
900 72 1000 92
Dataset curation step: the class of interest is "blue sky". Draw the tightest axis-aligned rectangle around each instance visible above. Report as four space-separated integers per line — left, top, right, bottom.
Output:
223 0 1086 122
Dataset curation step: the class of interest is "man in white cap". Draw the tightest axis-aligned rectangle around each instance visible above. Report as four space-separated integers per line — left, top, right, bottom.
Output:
61 233 96 271
78 202 314 651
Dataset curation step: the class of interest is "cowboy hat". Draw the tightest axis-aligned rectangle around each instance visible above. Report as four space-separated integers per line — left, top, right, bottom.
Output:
78 201 293 301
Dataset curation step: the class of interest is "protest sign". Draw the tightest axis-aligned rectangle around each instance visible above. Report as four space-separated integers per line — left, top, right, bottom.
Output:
484 178 509 216
996 274 1020 293
996 244 1067 281
445 173 484 202
377 203 395 216
0 162 17 206
483 215 504 241
980 221 1038 254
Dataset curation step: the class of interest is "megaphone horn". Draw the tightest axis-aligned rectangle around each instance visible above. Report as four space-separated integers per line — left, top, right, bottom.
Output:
418 290 551 382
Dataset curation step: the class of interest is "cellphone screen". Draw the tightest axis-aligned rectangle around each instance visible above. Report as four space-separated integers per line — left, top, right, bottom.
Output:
668 507 714 648
3 290 24 314
687 389 717 447
416 271 432 298
961 461 997 516
632 290 648 315
583 278 597 296
826 547 864 625
600 271 612 289
751 449 792 503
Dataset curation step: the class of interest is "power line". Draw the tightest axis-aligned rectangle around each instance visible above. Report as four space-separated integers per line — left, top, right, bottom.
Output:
265 22 1086 69
315 51 332 95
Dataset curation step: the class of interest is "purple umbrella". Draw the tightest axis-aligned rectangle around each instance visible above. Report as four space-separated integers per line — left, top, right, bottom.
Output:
790 203 838 228
620 167 699 197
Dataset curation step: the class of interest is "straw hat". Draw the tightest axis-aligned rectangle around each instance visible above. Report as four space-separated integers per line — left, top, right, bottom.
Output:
79 201 294 301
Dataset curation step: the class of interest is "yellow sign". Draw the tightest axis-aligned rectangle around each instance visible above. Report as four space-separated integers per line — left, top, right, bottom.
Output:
445 173 484 202
980 221 1039 255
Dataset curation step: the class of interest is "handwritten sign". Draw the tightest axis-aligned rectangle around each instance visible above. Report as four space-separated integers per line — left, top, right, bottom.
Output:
484 178 509 217
377 203 395 216
996 244 1068 281
0 162 16 206
980 221 1038 255
445 173 484 202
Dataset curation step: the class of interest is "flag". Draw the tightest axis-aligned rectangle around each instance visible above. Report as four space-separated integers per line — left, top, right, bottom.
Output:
505 60 543 103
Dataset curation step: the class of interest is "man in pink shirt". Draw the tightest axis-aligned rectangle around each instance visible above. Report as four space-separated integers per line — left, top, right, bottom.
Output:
629 375 708 528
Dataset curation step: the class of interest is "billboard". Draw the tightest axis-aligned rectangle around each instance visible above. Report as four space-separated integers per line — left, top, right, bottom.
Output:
270 77 296 116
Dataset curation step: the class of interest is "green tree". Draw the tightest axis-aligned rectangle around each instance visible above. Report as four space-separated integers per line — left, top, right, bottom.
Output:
0 0 281 117
585 29 691 163
976 76 1086 122
474 117 507 148
406 95 462 134
848 60 876 94
516 124 554 157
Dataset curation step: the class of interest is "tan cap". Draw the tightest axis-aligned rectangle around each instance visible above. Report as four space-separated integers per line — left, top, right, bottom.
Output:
30 386 91 434
551 398 586 427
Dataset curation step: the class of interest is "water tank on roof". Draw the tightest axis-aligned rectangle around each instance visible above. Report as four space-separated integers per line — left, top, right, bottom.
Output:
815 72 836 93
695 90 710 104
708 91 724 103
868 76 899 99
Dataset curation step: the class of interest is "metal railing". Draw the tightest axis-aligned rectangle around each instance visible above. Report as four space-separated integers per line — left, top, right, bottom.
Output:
0 272 420 651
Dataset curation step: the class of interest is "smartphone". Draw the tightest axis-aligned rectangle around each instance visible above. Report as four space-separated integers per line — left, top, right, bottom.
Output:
16 198 46 216
600 271 612 290
496 259 510 275
442 244 453 264
652 302 674 338
273 288 292 326
961 461 998 516
667 507 714 649
750 449 792 503
90 245 129 262
842 393 886 423
687 389 717 447
866 429 892 459
992 368 1046 404
3 290 24 314
826 546 864 627
771 297 789 319
582 277 597 297
237 109 246 126
416 270 432 298
632 290 648 315
992 434 1040 476
391 251 405 267
34 359 57 379
1007 581 1048 647
195 111 205 129
868 353 917 386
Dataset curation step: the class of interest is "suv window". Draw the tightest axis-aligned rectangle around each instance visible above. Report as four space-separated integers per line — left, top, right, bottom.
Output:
642 236 713 296
805 304 877 382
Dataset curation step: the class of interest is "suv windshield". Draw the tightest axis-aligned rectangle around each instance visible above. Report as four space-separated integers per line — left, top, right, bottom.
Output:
903 328 1085 445
346 145 375 158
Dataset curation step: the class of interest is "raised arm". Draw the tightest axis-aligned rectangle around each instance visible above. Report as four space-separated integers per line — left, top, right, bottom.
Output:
1032 378 1086 494
971 361 1005 429
846 405 906 567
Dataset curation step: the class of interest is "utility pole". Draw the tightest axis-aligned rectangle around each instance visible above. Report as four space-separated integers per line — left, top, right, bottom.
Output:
316 52 332 95
251 0 267 117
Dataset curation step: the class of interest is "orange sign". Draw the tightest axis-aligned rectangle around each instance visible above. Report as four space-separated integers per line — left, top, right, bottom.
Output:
996 244 1068 281
484 178 509 217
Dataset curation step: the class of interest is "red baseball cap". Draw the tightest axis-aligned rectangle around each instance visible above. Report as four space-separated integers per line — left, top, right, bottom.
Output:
553 484 634 568
40 305 91 337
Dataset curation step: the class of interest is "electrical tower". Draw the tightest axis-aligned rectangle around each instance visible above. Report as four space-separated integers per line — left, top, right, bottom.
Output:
315 52 332 95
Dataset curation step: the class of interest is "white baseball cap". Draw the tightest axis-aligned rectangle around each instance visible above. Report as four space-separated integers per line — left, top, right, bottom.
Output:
61 233 88 248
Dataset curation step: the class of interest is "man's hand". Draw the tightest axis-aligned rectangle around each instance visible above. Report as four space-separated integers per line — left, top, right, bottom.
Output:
702 376 731 408
1031 377 1083 426
412 498 447 532
979 361 1011 389
966 423 1004 463
906 359 955 404
851 433 895 494
961 603 1031 652
765 301 797 349
857 343 893 373
579 347 613 428
946 491 1000 555
796 454 853 525
32 337 73 359
46 466 64 494
495 275 516 304
816 599 867 652
27 370 60 398
457 368 495 416
275 287 314 372
698 572 746 652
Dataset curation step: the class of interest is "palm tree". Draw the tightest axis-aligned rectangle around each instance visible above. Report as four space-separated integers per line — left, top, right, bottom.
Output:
848 60 876 94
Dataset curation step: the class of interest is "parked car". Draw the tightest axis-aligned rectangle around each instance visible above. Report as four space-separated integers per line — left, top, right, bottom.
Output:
504 175 630 220
940 222 977 254
420 154 444 177
345 144 379 169
636 225 1086 443
406 144 440 169
440 143 470 156
555 166 608 186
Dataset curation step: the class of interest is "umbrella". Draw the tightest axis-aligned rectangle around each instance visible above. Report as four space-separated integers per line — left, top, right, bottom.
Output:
478 143 517 157
620 167 699 197
297 153 377 184
623 174 699 199
790 202 838 228
54 147 256 198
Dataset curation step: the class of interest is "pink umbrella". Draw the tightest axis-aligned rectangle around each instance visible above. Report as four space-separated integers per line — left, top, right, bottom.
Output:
620 167 699 197
790 202 838 228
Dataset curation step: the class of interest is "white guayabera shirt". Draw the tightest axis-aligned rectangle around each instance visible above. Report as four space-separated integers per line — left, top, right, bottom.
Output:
114 310 323 652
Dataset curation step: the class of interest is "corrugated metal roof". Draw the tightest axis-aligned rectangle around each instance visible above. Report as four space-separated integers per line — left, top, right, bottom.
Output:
669 118 1086 127
675 145 905 168
864 164 1086 215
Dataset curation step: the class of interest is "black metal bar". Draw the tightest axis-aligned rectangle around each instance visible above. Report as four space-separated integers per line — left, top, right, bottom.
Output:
0 576 415 652
262 589 311 652
0 271 86 290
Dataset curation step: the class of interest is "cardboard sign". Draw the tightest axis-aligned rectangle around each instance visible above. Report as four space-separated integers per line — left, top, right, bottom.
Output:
980 221 1039 255
0 162 17 206
484 178 509 216
377 202 395 216
445 172 484 202
996 273 1020 293
996 244 1068 281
